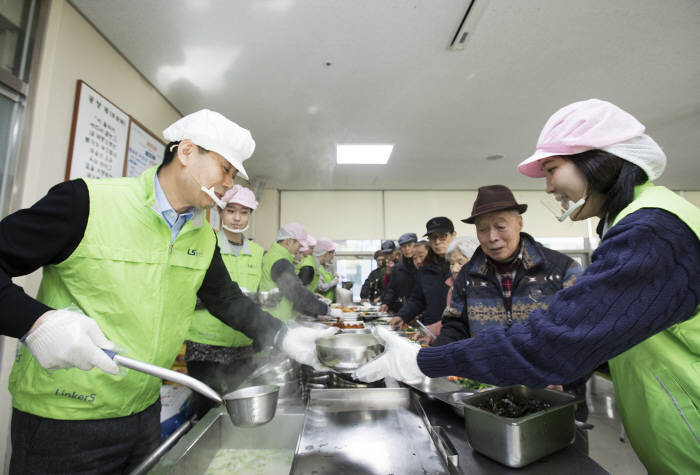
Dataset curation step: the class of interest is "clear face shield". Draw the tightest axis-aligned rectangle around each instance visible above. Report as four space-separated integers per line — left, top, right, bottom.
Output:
541 195 586 222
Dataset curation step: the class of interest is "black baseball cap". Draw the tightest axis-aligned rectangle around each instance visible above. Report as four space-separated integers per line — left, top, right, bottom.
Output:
423 217 454 236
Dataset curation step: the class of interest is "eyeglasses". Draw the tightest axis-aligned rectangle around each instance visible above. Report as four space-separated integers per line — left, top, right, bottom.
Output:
428 232 450 242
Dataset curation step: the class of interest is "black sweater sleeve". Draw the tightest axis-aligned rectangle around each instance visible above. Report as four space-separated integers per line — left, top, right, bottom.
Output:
198 243 282 349
271 259 328 316
0 180 89 338
433 267 471 346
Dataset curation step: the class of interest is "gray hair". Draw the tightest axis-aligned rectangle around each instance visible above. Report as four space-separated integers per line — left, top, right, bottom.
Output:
447 236 480 259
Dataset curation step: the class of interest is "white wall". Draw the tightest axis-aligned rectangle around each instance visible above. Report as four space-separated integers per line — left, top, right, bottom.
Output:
272 189 594 245
251 188 279 249
0 1 180 470
683 191 700 208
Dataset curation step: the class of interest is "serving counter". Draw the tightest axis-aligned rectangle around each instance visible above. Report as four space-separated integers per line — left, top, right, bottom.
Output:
148 371 608 474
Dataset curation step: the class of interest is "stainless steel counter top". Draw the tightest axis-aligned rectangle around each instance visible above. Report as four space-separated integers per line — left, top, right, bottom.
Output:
290 388 450 474
148 361 609 474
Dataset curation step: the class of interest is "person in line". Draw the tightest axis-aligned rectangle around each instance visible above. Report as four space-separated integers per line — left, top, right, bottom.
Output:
4 109 333 473
434 186 590 425
380 232 418 313
417 235 480 343
435 185 583 343
360 242 393 303
382 244 403 291
259 223 341 320
411 240 430 268
314 238 339 301
389 218 455 329
184 184 263 419
354 99 700 474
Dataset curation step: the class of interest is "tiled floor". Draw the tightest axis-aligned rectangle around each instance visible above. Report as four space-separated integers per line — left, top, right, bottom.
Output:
586 375 647 474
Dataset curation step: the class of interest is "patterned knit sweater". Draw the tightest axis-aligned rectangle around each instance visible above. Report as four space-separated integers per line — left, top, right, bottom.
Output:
433 233 582 345
418 209 700 386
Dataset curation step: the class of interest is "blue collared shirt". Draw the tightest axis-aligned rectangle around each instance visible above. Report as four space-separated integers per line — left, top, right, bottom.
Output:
154 174 194 243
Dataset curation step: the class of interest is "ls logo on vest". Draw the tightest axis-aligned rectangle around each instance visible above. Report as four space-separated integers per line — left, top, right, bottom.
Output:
187 248 203 257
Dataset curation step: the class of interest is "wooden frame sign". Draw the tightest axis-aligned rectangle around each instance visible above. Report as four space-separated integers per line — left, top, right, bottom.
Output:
66 81 129 180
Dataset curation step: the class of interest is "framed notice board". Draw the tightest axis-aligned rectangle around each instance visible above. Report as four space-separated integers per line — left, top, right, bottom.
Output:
65 81 129 180
125 119 165 177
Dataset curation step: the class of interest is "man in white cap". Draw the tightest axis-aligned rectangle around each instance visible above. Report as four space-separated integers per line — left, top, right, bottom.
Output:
3 109 334 473
259 223 342 320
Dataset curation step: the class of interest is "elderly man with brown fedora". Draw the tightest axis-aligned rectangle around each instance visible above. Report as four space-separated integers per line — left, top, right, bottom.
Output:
432 185 590 423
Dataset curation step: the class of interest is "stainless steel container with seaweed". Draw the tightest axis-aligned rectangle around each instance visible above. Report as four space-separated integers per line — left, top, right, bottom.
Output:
460 385 579 468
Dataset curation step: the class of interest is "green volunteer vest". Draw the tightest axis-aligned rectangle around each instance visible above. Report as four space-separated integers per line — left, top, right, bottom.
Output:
187 233 264 347
318 264 336 301
607 182 700 474
9 167 217 420
259 242 296 321
299 254 319 292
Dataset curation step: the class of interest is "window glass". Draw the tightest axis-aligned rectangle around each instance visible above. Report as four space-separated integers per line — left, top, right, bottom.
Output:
335 255 377 302
0 0 37 81
0 88 22 217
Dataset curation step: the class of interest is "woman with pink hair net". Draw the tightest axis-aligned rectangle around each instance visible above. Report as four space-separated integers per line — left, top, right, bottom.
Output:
354 99 699 473
184 184 266 418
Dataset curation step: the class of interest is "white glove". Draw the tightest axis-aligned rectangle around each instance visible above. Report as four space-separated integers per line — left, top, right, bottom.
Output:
281 325 339 370
329 308 344 319
24 309 119 374
353 326 424 383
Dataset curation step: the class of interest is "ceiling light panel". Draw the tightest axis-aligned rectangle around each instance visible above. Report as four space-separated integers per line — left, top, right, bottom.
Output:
336 144 394 165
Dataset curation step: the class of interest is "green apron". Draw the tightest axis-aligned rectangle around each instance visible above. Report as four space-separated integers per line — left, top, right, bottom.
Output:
299 254 319 292
608 182 700 474
318 264 336 301
259 242 296 321
186 233 264 347
9 167 216 419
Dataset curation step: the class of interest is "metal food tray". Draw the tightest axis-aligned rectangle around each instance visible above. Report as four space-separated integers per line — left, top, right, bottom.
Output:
404 376 464 396
461 385 579 468
290 388 457 474
148 405 306 474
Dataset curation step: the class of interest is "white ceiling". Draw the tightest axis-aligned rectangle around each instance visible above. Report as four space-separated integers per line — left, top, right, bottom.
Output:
70 0 700 190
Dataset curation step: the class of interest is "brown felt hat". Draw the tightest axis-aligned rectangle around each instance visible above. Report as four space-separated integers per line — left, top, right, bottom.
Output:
462 185 528 224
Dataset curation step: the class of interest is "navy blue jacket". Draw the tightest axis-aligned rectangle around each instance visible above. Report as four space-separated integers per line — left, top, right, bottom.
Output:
381 256 417 312
397 259 450 325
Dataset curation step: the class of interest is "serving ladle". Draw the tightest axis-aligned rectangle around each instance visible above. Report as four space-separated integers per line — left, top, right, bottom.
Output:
103 350 279 427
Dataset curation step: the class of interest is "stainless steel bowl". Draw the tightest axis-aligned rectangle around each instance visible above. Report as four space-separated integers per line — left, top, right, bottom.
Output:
222 384 280 428
338 327 371 334
315 333 384 372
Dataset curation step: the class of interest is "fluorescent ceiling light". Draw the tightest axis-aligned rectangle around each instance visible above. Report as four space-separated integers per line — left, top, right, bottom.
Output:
336 144 393 164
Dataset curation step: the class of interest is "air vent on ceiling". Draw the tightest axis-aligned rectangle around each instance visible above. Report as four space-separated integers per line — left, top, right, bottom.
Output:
449 0 490 51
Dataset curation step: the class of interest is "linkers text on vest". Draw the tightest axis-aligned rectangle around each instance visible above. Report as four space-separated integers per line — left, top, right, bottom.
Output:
54 388 96 402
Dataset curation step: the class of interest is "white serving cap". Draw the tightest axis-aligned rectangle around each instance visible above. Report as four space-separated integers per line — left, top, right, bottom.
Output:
163 109 255 180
